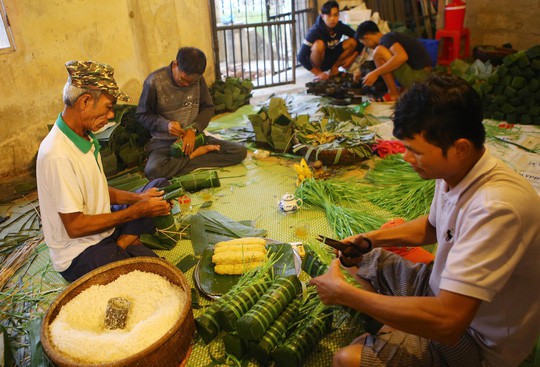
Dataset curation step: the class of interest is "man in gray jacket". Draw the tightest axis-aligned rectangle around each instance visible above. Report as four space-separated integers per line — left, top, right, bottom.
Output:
136 47 247 179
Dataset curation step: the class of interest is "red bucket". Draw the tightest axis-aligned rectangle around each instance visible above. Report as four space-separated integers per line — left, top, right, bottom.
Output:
445 0 466 30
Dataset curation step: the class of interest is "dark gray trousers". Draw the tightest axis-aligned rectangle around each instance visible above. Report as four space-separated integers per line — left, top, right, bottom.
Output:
144 134 247 179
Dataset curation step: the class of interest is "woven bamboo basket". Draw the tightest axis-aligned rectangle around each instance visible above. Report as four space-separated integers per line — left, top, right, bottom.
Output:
41 257 195 367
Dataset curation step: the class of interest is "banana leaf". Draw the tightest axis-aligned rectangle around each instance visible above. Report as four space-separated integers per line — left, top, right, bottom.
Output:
267 243 298 277
195 243 297 297
28 318 49 367
175 254 199 273
270 122 294 153
196 248 240 296
189 213 209 255
196 210 266 238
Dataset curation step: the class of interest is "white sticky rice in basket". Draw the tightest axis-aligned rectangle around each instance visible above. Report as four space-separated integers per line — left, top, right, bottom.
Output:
49 270 186 363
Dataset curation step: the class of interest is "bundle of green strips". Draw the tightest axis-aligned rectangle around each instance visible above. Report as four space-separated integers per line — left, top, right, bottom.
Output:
210 77 254 113
295 154 435 237
295 177 388 238
360 154 435 220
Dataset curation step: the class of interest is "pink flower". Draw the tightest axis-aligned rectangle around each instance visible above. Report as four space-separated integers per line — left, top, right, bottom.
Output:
372 140 405 158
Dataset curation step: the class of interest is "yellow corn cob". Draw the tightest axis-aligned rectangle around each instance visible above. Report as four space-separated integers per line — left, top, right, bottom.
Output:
214 262 264 275
213 243 267 254
212 250 267 265
215 237 267 247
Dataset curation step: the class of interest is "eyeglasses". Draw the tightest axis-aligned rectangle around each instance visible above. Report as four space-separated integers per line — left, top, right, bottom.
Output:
177 73 201 86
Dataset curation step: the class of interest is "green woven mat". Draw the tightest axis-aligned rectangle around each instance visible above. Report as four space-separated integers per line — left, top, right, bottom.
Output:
11 95 409 366
17 154 366 367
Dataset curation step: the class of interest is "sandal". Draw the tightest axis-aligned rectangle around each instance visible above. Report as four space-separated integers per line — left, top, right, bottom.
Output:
369 93 398 102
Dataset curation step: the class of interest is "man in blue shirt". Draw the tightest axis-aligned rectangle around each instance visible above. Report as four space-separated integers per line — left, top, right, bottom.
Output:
298 1 360 80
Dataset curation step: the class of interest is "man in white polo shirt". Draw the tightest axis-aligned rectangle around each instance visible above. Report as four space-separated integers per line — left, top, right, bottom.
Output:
310 74 540 367
37 60 171 282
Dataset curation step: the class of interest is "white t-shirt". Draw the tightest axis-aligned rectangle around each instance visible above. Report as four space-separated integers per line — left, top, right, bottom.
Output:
36 114 114 272
428 149 540 367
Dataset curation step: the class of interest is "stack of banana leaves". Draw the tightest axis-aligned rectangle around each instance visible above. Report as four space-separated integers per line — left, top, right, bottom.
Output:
292 113 377 164
210 77 254 114
195 259 334 367
248 97 295 153
99 104 151 177
480 45 540 125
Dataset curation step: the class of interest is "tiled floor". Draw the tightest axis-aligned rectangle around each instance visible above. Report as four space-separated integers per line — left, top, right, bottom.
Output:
250 66 315 105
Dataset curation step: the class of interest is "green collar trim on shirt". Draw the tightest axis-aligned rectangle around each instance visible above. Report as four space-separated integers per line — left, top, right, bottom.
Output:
55 113 101 160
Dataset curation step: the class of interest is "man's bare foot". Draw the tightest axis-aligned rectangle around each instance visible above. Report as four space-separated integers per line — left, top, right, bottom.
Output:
314 71 329 80
189 144 220 159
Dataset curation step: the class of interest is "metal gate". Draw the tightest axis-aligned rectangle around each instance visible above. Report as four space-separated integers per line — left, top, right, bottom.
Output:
209 0 317 89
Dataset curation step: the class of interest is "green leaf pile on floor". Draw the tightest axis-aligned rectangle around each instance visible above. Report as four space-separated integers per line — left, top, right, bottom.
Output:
460 45 540 125
211 77 254 114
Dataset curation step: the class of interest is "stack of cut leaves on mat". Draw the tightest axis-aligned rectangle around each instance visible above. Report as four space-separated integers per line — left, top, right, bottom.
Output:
195 259 333 367
210 77 254 114
189 210 267 245
248 97 295 153
293 106 377 165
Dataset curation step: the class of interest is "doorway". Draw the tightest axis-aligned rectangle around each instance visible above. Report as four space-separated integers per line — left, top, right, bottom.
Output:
209 0 317 88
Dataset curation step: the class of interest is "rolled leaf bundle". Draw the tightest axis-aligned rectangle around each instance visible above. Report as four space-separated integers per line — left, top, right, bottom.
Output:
235 275 302 341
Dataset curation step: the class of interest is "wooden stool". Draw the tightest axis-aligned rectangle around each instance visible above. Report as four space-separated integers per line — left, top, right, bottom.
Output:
436 27 470 65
